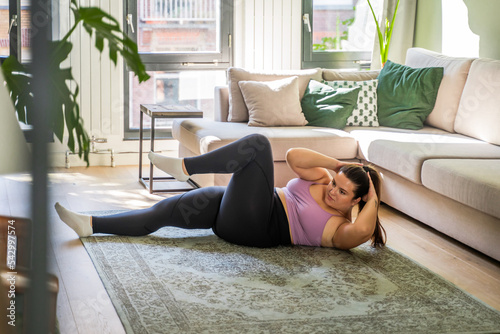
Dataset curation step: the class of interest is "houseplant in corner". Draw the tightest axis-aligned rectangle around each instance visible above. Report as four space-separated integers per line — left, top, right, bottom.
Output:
367 0 400 66
1 0 150 165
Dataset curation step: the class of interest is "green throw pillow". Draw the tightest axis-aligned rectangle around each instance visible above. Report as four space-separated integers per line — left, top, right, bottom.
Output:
301 80 361 129
377 60 444 129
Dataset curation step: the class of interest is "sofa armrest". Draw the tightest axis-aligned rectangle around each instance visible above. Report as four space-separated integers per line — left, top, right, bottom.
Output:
214 86 229 122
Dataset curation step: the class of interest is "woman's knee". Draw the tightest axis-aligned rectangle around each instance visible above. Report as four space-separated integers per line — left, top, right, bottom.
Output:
242 133 270 152
235 134 272 164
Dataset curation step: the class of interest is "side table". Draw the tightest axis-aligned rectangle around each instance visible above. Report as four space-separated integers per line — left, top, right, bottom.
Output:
139 104 203 193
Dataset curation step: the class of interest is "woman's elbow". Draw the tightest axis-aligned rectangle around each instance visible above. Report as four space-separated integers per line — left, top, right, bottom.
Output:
285 148 297 159
285 148 300 165
360 226 375 242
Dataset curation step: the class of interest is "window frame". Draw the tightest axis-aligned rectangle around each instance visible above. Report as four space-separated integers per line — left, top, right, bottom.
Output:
301 0 372 70
123 0 233 139
1 0 22 62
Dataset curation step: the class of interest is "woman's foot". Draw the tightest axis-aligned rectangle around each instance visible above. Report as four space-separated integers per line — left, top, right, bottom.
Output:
148 152 190 181
55 202 93 237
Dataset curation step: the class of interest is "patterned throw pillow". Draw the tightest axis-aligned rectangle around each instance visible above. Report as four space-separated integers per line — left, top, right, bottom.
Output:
324 79 379 126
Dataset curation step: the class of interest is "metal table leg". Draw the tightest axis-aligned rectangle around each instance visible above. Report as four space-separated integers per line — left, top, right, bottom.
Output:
138 104 201 193
139 109 143 181
149 116 155 193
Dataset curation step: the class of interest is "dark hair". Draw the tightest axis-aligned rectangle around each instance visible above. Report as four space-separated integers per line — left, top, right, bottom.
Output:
339 164 386 248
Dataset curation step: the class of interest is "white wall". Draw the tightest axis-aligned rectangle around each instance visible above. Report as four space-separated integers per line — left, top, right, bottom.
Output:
51 0 302 167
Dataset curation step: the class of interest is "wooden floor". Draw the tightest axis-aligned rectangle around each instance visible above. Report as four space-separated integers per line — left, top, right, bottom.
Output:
1 165 500 334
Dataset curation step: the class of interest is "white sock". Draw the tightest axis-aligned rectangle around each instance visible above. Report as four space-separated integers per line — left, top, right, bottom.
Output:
148 152 190 182
55 202 93 237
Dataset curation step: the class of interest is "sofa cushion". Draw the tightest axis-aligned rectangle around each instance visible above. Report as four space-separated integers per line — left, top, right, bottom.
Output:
214 86 230 122
455 58 500 146
322 69 380 81
422 159 500 219
324 79 379 127
238 76 307 127
227 67 322 122
377 60 444 130
405 48 474 132
301 80 361 129
348 126 500 184
172 119 359 160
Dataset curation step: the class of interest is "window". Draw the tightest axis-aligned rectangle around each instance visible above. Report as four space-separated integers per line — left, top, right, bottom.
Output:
302 0 382 69
0 0 31 62
124 0 232 139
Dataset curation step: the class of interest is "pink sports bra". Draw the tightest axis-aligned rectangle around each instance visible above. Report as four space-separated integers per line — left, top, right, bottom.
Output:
281 178 341 247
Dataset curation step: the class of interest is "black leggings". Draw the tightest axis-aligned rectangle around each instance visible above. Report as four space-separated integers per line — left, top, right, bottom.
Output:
92 134 291 247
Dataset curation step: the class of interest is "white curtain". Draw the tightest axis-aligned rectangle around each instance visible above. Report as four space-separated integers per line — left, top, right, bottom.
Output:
371 0 418 69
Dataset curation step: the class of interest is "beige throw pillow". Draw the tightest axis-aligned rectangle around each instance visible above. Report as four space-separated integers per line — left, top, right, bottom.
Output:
227 67 323 122
238 76 307 127
455 58 500 145
322 69 380 82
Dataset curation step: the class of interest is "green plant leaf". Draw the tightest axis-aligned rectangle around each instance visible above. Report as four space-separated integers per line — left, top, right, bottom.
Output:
73 5 150 83
0 42 91 164
48 41 78 144
385 0 400 57
366 0 385 62
1 56 33 124
366 0 400 65
1 0 149 167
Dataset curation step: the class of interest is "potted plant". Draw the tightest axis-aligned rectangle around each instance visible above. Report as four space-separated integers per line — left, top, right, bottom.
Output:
1 0 150 165
367 0 400 66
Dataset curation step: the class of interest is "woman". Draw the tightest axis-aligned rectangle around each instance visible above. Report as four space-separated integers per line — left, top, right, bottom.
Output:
55 133 385 250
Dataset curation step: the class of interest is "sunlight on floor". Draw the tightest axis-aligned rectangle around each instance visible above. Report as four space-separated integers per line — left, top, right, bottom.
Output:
2 173 33 182
63 188 163 207
49 172 98 184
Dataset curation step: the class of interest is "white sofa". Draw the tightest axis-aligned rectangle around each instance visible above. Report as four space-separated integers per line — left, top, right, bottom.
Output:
172 48 500 261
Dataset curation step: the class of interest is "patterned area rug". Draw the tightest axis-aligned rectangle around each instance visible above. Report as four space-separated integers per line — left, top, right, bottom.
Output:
81 219 500 333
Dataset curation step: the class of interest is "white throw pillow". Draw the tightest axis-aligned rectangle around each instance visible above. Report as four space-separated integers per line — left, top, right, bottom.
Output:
406 47 474 133
238 76 307 127
324 79 379 127
455 58 500 145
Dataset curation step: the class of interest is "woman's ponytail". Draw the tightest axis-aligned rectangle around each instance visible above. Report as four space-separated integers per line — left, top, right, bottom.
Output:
339 164 386 248
361 166 385 247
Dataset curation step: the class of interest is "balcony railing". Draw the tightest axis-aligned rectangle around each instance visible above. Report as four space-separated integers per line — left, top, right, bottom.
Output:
140 0 217 22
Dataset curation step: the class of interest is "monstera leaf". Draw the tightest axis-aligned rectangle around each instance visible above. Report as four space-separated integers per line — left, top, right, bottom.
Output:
70 0 149 83
49 40 89 161
1 56 33 125
1 0 150 166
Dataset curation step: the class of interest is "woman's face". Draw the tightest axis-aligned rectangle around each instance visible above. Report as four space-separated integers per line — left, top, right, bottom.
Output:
324 172 361 212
